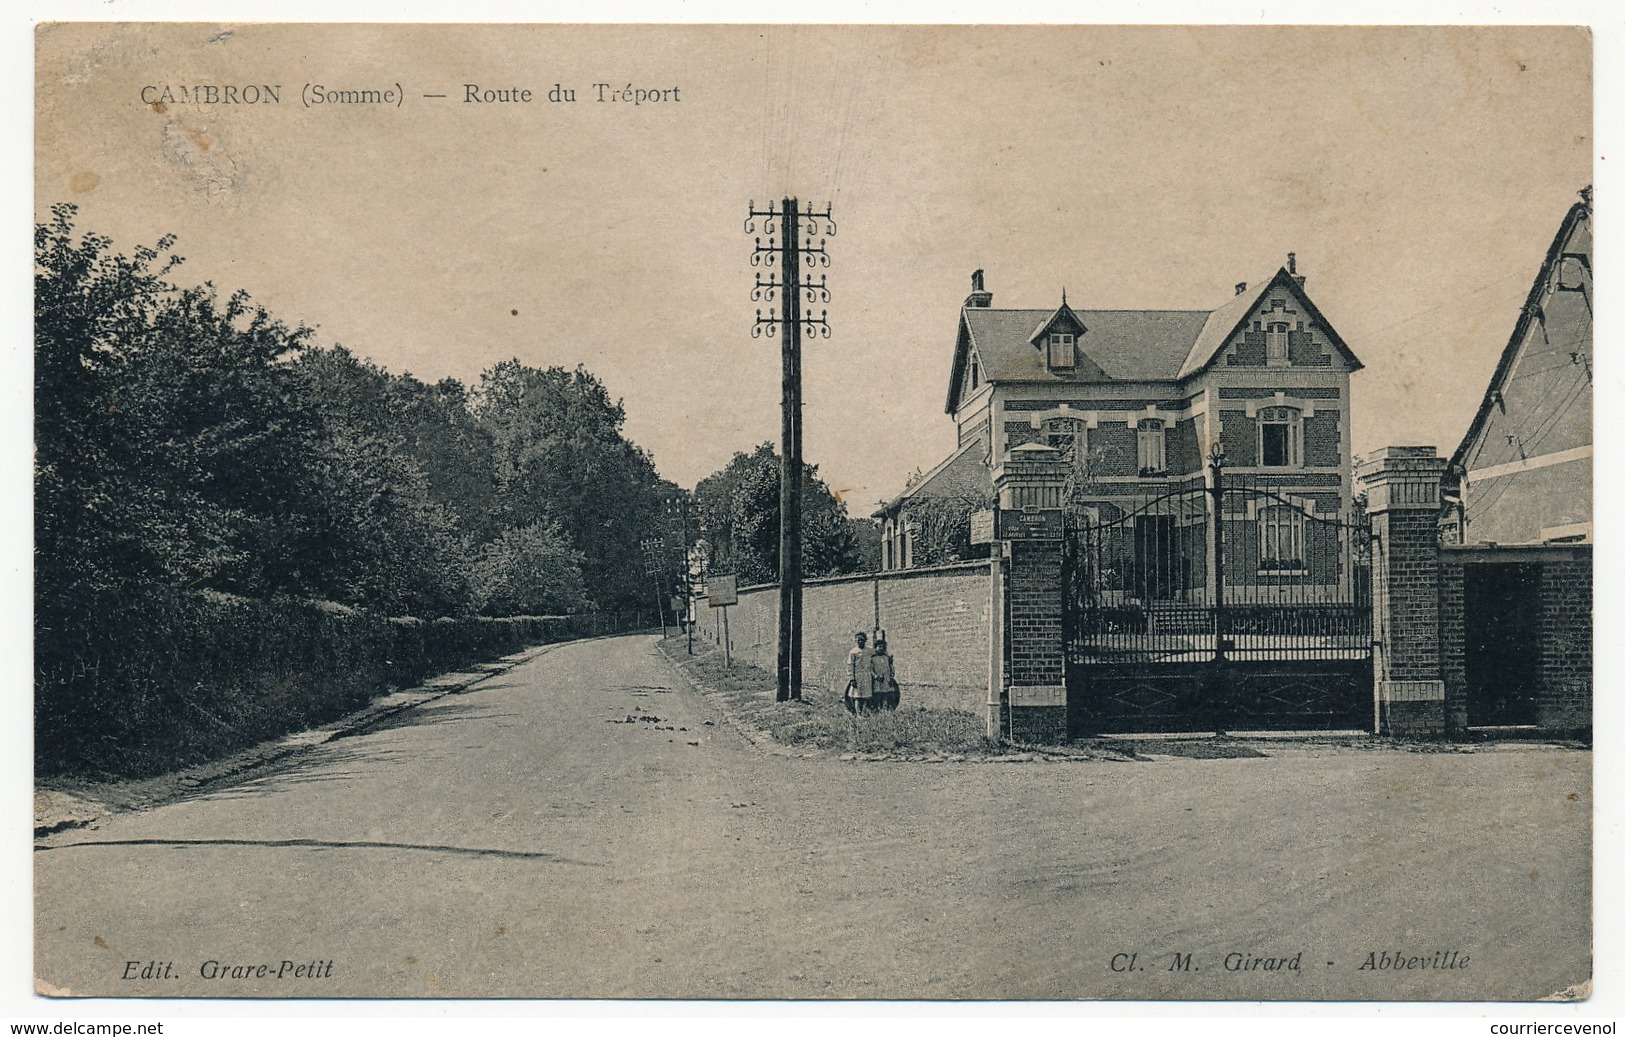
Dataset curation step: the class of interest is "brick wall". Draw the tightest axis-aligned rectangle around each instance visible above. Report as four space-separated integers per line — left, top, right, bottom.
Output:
1439 559 1467 731
1287 328 1333 366
1303 411 1342 466
1538 555 1592 732
1007 540 1063 687
1004 421 1042 449
1438 546 1592 736
1228 329 1268 366
1219 411 1257 466
1373 509 1442 682
693 561 994 713
1091 422 1138 476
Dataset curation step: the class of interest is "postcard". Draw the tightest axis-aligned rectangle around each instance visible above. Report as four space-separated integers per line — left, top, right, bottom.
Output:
32 22 1593 1002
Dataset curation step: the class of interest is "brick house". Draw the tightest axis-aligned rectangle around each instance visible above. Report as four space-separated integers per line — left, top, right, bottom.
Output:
877 261 1363 605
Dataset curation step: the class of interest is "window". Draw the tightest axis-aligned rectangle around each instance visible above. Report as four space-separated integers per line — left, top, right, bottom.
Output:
1048 332 1075 368
969 360 980 390
1046 418 1082 461
1137 418 1166 476
1258 406 1302 467
1266 322 1290 365
1258 505 1306 570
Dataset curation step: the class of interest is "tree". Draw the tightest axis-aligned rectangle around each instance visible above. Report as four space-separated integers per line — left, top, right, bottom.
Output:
289 347 488 615
35 204 320 603
897 494 986 567
471 360 676 610
845 517 883 573
693 443 863 584
470 522 588 616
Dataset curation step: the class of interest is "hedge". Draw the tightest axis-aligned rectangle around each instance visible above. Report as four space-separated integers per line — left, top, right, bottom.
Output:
35 589 649 779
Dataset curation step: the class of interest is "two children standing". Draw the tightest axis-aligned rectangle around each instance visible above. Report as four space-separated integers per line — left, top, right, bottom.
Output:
844 631 900 713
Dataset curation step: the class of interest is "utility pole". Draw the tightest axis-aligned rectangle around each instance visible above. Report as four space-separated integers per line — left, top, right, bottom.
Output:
640 536 668 639
748 198 833 702
666 495 696 655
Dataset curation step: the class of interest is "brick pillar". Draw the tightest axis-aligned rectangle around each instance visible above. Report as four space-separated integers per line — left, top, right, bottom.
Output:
1356 446 1448 737
990 443 1068 743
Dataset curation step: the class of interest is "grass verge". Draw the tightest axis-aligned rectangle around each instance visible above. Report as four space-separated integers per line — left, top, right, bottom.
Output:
658 635 1117 759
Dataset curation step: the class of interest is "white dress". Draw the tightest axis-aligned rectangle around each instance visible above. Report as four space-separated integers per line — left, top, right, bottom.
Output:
847 647 875 699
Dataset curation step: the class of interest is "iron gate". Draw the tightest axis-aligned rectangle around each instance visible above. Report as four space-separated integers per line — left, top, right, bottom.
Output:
1063 468 1373 735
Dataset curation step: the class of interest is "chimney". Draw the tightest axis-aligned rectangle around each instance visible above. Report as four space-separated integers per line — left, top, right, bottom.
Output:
1234 282 1247 296
965 268 993 308
1288 252 1305 288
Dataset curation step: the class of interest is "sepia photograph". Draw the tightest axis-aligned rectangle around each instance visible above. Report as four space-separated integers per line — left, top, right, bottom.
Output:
26 16 1599 1011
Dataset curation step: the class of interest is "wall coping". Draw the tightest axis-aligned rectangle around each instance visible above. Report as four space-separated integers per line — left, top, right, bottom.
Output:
1440 543 1591 564
734 559 994 595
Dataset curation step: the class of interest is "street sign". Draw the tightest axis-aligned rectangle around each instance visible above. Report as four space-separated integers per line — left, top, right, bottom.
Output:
707 574 738 607
969 509 996 545
996 508 1064 541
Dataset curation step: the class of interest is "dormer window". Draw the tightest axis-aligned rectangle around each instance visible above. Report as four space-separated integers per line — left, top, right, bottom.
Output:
1266 322 1290 365
1048 332 1076 369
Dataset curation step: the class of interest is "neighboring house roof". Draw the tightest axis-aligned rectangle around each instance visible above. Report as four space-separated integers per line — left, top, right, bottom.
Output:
1448 191 1593 480
945 266 1362 413
962 307 1209 387
872 440 993 519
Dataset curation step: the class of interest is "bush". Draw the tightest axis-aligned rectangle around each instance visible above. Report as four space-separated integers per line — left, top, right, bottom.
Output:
35 589 650 780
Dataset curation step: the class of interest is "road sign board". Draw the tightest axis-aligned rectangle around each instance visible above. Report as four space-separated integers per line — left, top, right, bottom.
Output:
996 508 1063 541
707 574 738 607
969 509 996 545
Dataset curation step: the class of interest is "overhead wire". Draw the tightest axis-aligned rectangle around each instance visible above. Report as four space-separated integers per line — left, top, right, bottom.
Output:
1463 366 1591 519
1354 270 1531 345
1466 361 1589 471
1461 316 1590 470
831 34 896 208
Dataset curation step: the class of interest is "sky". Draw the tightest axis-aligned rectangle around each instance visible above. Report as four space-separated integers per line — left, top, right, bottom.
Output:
33 23 1593 514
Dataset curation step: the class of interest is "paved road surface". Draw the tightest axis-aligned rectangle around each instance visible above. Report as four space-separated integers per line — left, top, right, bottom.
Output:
36 634 1590 1000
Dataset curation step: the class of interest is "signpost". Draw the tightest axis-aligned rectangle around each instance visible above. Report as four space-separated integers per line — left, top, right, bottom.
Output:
996 507 1064 541
707 574 738 667
973 507 1064 546
969 508 996 546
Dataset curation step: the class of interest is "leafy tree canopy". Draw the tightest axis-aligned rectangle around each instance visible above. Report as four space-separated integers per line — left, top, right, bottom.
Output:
693 442 864 584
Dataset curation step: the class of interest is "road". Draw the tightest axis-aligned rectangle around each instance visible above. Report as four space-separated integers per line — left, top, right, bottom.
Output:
35 634 1590 1000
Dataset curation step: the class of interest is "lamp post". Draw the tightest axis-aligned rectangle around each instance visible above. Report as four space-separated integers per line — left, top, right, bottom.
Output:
1206 442 1230 736
1206 442 1227 662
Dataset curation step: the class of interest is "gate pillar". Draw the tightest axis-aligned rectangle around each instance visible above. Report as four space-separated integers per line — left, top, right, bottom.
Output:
990 443 1068 743
1356 446 1449 737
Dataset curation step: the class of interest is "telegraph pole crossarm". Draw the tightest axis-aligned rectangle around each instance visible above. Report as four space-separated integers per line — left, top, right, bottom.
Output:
640 536 668 639
745 197 834 703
